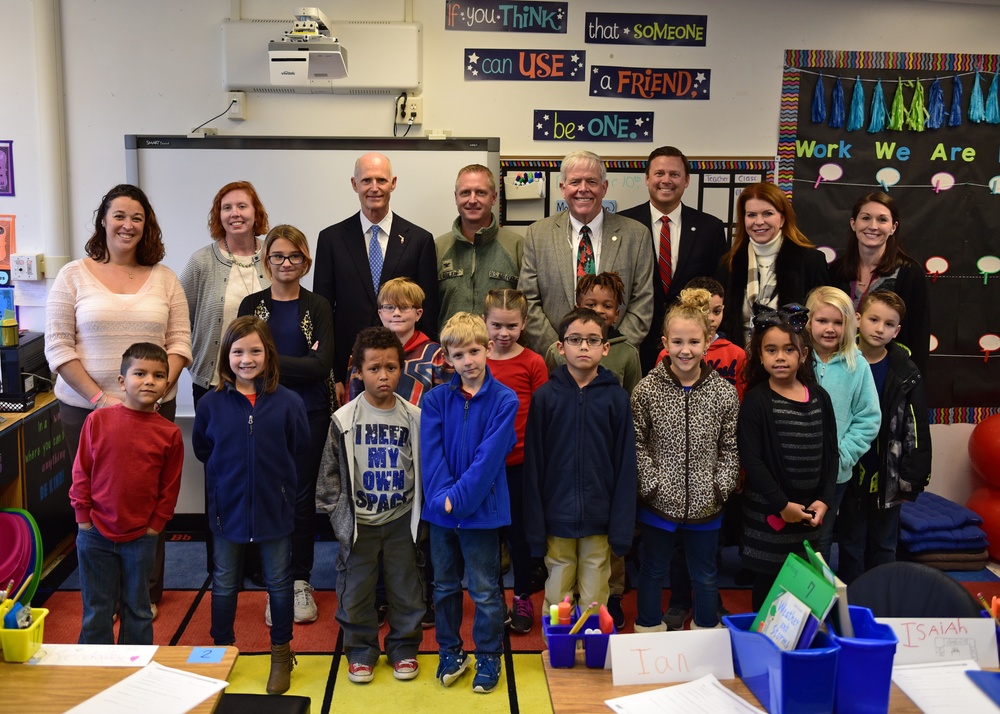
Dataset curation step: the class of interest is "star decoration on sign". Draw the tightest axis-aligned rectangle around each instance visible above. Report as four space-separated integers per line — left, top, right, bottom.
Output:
577 124 584 131
468 52 479 64
593 67 599 74
635 117 644 126
467 65 472 71
570 54 579 64
623 27 630 34
537 123 543 129
471 69 478 76
543 114 550 120
695 72 706 84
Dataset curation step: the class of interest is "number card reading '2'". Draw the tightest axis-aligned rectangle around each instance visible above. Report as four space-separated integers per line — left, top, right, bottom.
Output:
533 110 654 142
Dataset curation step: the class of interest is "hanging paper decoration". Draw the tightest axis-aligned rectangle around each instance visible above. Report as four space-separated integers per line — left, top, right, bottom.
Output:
906 79 926 131
811 74 826 123
828 76 845 128
948 74 963 126
926 78 944 129
868 79 887 132
969 71 985 123
847 75 865 131
888 79 906 130
986 72 1000 124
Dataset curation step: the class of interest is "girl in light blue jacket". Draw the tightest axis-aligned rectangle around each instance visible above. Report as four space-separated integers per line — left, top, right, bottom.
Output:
806 286 880 560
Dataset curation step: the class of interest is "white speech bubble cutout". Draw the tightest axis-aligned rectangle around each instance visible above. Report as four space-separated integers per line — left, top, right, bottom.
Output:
925 256 949 282
931 172 956 193
977 255 1000 285
990 176 1000 195
818 246 837 263
980 334 1000 362
814 163 844 189
875 167 901 192
929 334 938 352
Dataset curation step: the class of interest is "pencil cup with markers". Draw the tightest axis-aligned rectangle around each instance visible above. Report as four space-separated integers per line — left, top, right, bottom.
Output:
543 601 617 668
0 599 49 662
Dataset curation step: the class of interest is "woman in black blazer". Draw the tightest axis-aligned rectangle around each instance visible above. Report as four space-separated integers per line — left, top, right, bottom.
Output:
829 191 929 373
717 182 829 346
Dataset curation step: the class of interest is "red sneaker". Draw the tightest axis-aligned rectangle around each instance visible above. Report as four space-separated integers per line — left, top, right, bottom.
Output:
393 657 419 681
348 662 374 683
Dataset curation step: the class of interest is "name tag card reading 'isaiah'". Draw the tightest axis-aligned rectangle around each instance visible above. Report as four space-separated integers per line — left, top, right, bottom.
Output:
876 617 999 668
609 629 735 686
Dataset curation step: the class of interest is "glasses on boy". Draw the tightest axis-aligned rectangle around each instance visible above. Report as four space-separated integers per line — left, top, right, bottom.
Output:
379 304 416 314
267 253 306 265
562 336 606 347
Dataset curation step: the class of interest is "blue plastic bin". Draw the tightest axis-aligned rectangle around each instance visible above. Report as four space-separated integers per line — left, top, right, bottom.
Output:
828 606 897 714
542 608 616 668
724 613 839 714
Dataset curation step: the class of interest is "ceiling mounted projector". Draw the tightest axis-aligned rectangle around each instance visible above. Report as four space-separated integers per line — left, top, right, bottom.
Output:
268 6 348 87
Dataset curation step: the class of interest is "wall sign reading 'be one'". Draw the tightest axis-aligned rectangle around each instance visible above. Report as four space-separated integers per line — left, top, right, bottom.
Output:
533 110 654 142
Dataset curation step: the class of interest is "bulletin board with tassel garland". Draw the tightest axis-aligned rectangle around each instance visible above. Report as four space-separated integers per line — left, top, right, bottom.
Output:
779 50 1000 419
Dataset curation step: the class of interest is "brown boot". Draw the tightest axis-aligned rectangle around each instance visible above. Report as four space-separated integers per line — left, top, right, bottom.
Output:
266 642 296 695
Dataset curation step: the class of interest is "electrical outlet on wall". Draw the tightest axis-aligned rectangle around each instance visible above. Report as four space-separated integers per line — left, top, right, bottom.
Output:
395 96 423 125
227 91 246 120
11 253 45 281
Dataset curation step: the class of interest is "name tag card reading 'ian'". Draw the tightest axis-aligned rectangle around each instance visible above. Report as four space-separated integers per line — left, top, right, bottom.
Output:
609 629 734 686
876 617 999 667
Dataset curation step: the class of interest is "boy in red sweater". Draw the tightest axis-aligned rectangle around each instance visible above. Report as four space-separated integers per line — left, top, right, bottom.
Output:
70 343 184 644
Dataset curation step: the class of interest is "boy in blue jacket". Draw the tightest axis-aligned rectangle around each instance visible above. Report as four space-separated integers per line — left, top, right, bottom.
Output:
421 312 518 694
523 308 638 614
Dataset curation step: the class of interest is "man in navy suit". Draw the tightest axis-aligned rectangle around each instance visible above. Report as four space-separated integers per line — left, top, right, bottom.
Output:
314 152 439 401
618 147 729 373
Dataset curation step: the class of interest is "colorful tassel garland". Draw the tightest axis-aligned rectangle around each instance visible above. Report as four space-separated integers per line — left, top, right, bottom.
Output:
986 72 1000 124
847 76 865 131
970 71 985 123
949 74 963 126
812 74 827 123
926 78 944 129
888 79 906 130
906 80 926 131
829 77 845 128
868 79 887 133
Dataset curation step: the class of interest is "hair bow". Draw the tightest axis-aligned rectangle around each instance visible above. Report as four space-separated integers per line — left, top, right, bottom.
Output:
752 303 809 333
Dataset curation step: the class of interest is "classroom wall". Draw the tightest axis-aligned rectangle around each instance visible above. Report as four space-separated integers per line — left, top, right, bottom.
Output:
1 0 996 514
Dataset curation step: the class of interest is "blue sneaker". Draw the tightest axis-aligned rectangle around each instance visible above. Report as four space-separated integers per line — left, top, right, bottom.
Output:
436 649 469 687
472 655 502 693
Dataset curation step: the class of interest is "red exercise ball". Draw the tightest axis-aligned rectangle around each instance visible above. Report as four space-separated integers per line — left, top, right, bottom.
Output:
969 414 1000 487
967 487 1000 561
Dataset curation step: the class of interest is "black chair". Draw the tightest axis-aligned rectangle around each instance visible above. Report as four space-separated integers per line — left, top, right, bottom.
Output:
846 561 983 618
213 693 311 714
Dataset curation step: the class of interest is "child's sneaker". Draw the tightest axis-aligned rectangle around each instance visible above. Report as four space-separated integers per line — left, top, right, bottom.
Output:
347 662 374 684
436 649 469 687
510 594 533 634
393 657 419 680
264 595 272 627
607 595 625 630
472 655 501 693
293 580 318 623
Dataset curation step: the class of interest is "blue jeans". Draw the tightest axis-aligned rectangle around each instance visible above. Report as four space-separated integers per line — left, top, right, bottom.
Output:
292 409 331 582
430 524 504 657
637 523 720 628
836 481 903 585
211 535 293 646
76 526 157 645
815 480 850 563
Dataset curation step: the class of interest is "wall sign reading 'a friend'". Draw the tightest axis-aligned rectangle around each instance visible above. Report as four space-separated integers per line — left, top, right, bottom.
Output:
533 110 654 142
464 49 585 81
445 1 567 33
590 66 711 100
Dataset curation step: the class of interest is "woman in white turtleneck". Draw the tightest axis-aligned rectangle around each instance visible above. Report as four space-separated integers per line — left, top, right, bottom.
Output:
716 182 829 346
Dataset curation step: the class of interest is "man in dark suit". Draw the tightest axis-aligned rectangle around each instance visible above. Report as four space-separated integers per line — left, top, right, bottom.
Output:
618 146 729 373
519 150 653 356
314 152 439 401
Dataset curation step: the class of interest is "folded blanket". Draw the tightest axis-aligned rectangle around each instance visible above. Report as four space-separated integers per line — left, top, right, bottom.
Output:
903 548 990 571
898 528 988 552
900 491 983 532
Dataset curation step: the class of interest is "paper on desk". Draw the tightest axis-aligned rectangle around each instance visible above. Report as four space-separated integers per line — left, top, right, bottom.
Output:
892 660 997 714
28 643 158 667
64 661 228 714
605 674 765 713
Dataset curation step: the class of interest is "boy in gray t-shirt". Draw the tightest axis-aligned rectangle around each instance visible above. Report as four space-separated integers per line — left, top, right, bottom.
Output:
316 327 424 684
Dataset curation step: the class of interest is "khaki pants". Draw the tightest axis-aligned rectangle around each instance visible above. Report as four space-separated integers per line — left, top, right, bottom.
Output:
543 534 611 611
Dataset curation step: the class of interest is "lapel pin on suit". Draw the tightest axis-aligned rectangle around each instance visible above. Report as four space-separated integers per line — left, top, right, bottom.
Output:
612 235 618 242
398 235 404 244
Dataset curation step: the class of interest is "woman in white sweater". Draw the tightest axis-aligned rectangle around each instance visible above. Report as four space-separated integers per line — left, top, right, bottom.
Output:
45 184 192 613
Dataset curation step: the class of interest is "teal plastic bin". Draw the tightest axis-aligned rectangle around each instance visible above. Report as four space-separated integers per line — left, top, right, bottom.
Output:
829 606 897 714
724 613 839 714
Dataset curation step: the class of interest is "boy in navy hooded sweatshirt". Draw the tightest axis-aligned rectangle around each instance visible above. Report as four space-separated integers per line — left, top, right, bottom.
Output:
523 307 638 613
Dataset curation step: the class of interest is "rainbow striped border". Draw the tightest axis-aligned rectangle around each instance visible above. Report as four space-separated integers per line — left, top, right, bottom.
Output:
783 50 1000 73
931 408 1000 425
501 159 773 171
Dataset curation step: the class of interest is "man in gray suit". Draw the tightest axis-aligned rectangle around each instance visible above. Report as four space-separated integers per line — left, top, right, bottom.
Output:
519 151 654 355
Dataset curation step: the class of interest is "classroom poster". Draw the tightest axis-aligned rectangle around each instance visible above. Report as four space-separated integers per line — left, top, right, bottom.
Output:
445 1 567 33
589 65 711 100
533 110 653 142
779 51 1000 413
464 48 585 81
584 12 708 46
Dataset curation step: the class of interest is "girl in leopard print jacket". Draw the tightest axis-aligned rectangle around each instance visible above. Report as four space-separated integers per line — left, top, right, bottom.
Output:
630 289 740 631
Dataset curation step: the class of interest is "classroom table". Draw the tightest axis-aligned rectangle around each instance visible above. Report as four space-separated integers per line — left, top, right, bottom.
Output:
0 645 239 713
541 650 924 713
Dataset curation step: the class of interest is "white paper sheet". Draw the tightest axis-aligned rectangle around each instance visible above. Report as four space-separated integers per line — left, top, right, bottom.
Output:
28 644 158 667
891 660 997 714
65 661 228 714
609 629 734 686
876 617 999 667
605 673 765 713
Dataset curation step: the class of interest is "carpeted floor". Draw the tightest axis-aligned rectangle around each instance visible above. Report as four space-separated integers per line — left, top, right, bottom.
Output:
35 538 1000 713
